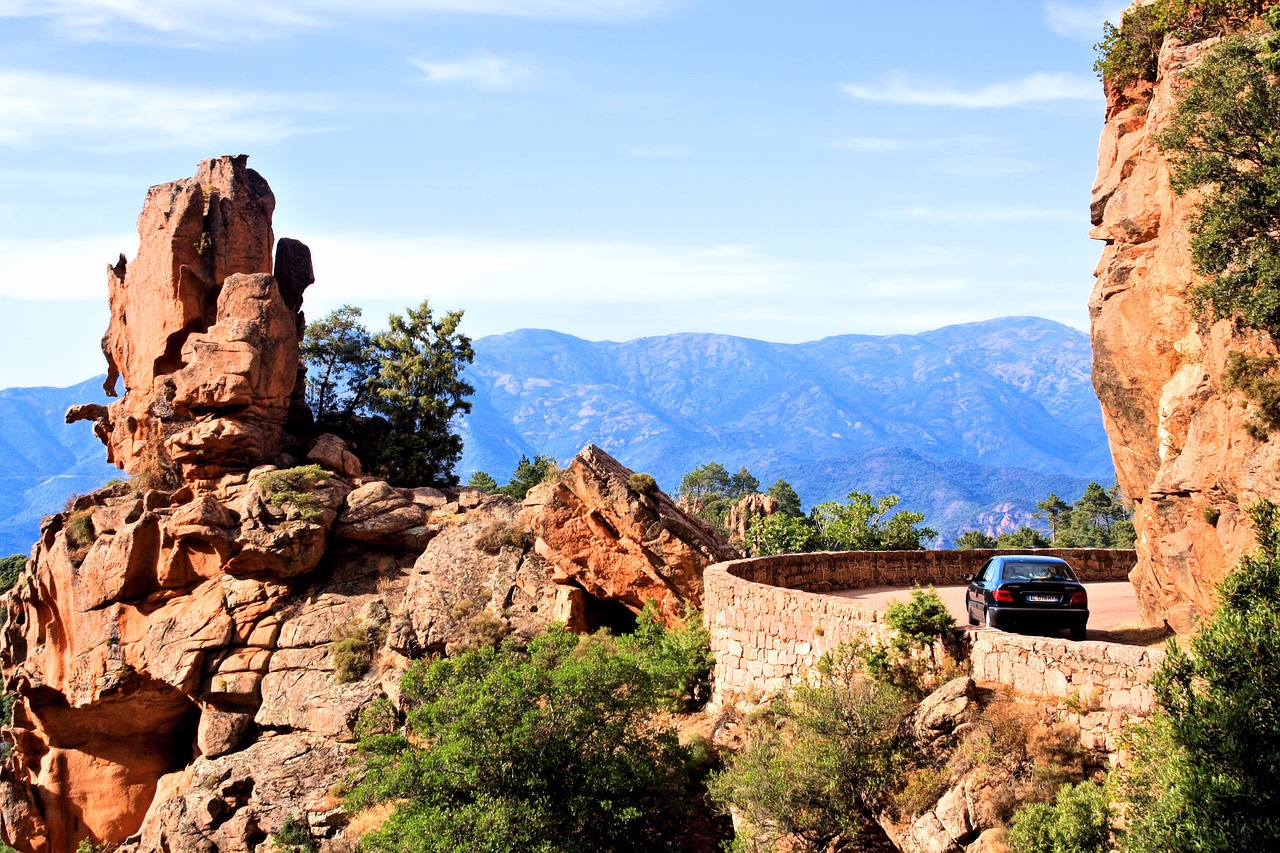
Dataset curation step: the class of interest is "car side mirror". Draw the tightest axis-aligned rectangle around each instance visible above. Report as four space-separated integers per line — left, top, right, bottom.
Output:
963 573 974 582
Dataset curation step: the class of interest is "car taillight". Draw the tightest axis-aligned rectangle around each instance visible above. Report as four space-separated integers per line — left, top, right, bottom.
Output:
994 588 1015 603
1071 590 1088 606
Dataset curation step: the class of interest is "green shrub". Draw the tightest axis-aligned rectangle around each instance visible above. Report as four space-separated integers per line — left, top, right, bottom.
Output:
1094 1 1272 86
331 617 374 683
1115 499 1280 851
473 522 532 555
347 623 702 852
270 814 318 852
256 464 331 522
708 643 909 851
617 600 715 711
1223 351 1280 439
1156 11 1280 336
1008 780 1113 853
0 555 25 595
628 472 657 494
64 510 96 568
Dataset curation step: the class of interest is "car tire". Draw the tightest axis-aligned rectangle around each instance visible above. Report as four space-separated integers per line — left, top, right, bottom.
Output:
1070 622 1087 641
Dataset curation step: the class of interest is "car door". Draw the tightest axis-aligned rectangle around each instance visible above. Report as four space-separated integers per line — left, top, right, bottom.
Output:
968 559 994 620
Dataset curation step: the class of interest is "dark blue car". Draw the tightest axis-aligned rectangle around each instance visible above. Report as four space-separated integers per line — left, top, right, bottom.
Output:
964 555 1089 640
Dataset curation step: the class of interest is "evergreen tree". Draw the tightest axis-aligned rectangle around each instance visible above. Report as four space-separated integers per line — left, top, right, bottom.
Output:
301 305 374 420
364 300 475 487
1035 494 1071 546
467 471 499 493
767 479 804 517
956 530 996 550
498 455 557 500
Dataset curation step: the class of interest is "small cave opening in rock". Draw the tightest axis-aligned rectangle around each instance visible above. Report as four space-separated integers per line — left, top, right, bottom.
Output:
578 590 639 635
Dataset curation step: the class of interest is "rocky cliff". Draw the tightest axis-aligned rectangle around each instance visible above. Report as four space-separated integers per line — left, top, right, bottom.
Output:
1091 19 1280 632
0 157 736 853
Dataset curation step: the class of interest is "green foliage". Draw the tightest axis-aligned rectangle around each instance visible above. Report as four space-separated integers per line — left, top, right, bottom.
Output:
616 600 715 711
855 588 962 697
271 814 319 852
996 527 1051 549
1029 482 1134 548
1115 498 1280 851
810 491 937 551
1223 350 1280 439
0 554 25 594
64 510 96 568
956 529 997 549
331 617 375 683
364 300 475 487
1008 781 1113 853
1094 0 1271 85
302 305 375 421
474 522 532 555
347 622 705 852
767 479 804 517
627 472 657 494
467 470 499 493
708 643 909 851
1156 13 1280 335
498 454 558 500
675 462 761 532
744 512 817 556
255 464 330 522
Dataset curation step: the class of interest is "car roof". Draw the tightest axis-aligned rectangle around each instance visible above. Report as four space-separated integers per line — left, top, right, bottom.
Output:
995 555 1068 564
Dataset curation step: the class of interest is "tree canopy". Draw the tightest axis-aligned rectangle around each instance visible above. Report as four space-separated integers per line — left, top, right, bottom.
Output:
302 302 475 487
1157 9 1280 335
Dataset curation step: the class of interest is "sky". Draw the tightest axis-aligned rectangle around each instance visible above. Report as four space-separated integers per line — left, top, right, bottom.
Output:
0 0 1127 388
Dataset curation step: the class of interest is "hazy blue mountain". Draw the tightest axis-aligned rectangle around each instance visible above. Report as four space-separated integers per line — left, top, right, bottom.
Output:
0 316 1114 553
458 317 1114 542
0 377 119 556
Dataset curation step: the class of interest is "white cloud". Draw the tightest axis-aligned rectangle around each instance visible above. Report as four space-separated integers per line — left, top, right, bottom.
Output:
1044 1 1127 42
305 233 790 307
411 54 535 89
842 71 1099 108
0 0 677 39
0 68 329 148
0 234 135 300
887 205 1077 223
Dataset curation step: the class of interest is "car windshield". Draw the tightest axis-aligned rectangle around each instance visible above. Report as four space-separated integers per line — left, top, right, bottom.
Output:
1003 561 1075 581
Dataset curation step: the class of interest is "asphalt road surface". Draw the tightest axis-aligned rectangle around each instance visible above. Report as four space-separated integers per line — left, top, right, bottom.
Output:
831 581 1142 642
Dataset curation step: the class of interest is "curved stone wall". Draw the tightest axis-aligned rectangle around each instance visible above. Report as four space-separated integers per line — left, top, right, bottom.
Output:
703 548 1138 705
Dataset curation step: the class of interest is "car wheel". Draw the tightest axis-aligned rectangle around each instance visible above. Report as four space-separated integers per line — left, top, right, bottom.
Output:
1070 622 1087 641
984 607 998 630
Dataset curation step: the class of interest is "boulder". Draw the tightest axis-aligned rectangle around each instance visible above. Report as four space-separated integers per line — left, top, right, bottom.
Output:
522 444 739 626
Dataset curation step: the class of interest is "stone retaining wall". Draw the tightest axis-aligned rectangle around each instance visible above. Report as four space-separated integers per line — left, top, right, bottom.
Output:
704 549 1139 707
970 632 1164 754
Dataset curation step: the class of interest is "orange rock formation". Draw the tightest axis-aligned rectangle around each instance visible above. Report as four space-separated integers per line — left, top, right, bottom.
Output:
1091 35 1280 632
1 158 733 852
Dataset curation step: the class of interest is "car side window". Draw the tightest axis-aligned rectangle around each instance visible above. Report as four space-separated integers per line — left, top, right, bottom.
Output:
975 559 993 585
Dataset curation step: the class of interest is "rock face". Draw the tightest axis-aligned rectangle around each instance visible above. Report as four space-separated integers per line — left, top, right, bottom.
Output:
70 155 304 481
723 493 778 550
523 445 739 626
1090 28 1280 632
1 161 734 853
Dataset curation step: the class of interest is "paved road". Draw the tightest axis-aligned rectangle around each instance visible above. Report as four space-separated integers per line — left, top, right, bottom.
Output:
831 581 1142 642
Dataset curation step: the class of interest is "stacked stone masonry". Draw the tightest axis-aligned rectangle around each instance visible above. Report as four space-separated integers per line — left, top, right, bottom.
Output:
704 549 1143 716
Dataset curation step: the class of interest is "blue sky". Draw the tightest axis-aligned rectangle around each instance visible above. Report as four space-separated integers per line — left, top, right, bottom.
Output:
0 0 1125 388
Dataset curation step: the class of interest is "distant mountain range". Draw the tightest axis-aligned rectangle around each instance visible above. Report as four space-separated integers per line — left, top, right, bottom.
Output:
0 378 122 556
0 317 1114 555
458 316 1114 542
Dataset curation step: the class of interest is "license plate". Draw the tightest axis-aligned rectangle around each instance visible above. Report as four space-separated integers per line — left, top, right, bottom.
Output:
1026 594 1059 603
